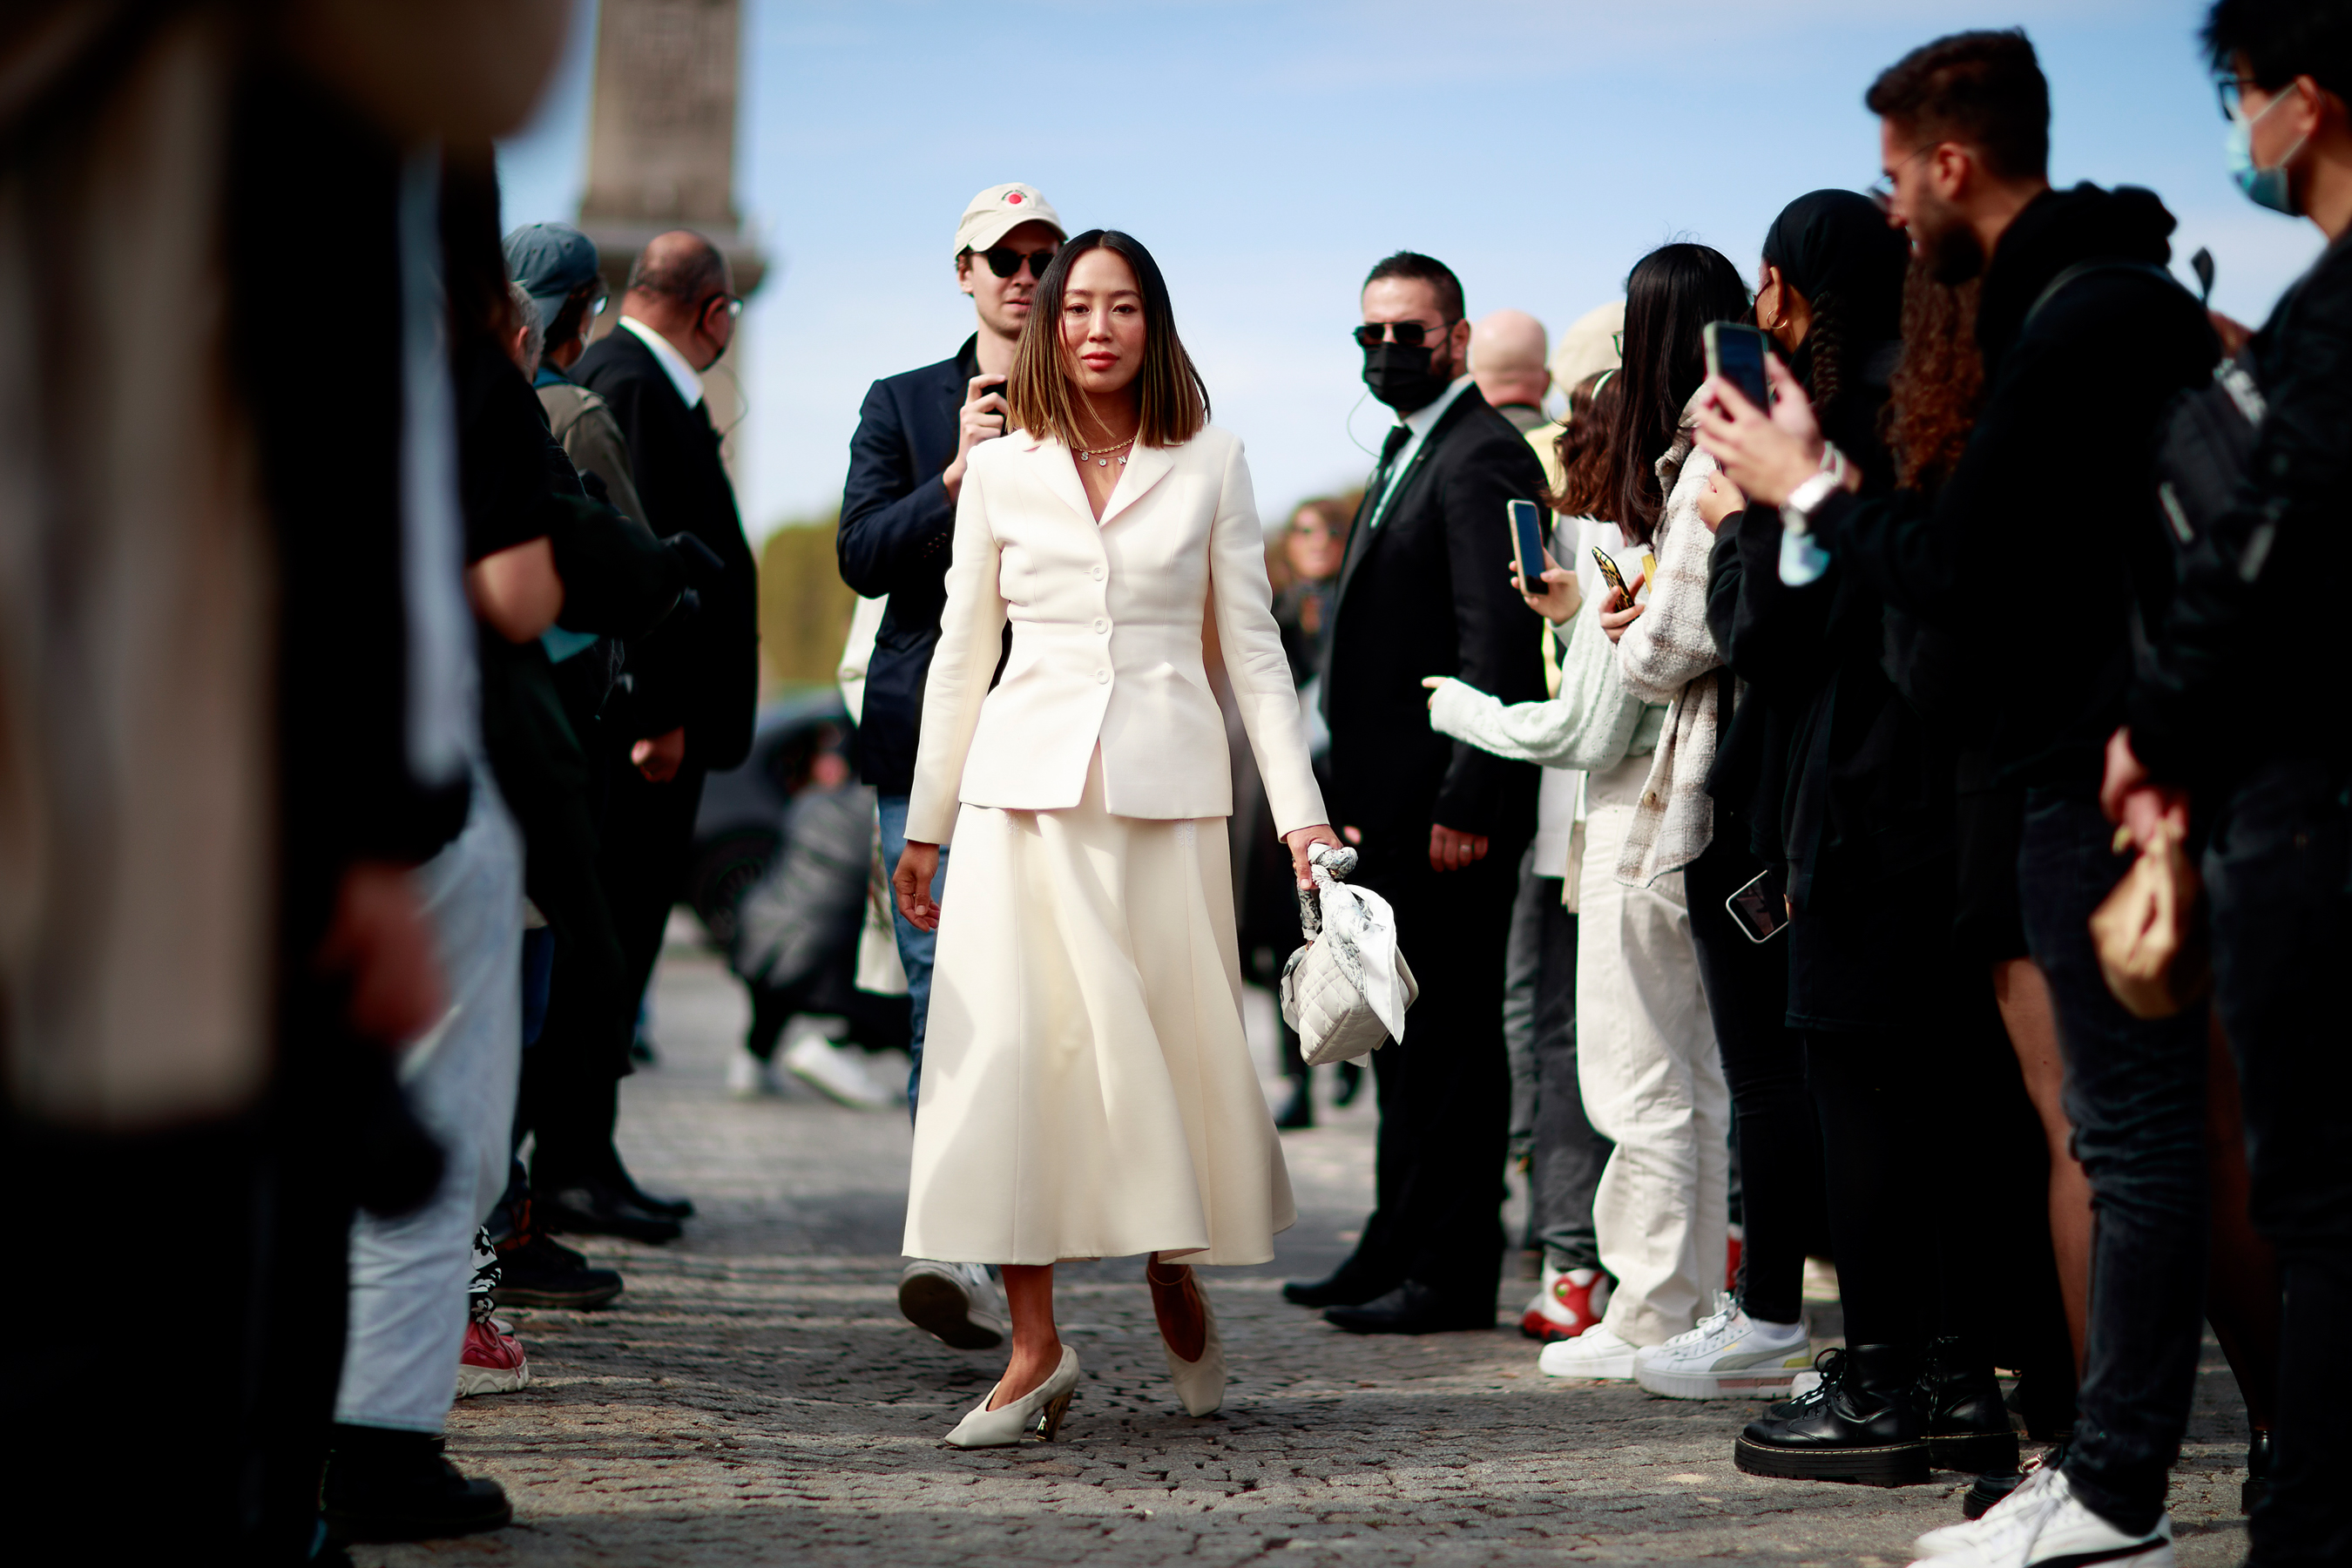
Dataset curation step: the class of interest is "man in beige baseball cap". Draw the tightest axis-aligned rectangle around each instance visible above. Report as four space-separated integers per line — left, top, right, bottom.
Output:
834 178 1065 1354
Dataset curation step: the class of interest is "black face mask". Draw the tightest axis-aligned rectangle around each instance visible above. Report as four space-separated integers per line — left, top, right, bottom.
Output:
1362 341 1450 412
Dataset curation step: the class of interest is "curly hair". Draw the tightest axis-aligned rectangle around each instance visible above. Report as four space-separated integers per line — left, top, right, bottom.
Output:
1544 369 1622 518
1882 253 1984 493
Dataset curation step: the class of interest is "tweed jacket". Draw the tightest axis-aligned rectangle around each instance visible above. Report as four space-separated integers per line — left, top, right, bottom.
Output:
905 425 1327 844
1612 414 1735 887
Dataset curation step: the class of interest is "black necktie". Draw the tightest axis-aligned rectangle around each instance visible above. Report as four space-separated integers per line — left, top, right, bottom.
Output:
1363 424 1411 529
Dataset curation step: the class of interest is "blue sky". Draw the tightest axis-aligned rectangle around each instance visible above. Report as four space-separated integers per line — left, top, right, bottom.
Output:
499 0 2326 540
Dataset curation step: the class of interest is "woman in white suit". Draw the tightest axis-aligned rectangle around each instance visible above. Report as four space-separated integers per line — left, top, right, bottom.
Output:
893 230 1340 1447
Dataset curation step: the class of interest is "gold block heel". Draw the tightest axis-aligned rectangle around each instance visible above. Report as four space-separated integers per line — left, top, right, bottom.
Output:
1038 1387 1075 1441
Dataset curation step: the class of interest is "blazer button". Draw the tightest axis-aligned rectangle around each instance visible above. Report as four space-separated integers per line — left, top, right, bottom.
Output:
1642 790 1659 807
1090 565 1105 581
1096 669 1110 684
1092 618 1109 635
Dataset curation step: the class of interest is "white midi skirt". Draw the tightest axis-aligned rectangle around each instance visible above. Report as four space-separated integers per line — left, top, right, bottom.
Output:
902 757 1295 1267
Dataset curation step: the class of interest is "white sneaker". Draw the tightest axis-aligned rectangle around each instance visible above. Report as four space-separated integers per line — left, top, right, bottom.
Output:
1538 1322 1640 1380
898 1260 1005 1350
1909 1465 2173 1567
727 1048 784 1099
1632 1293 1811 1399
783 1026 894 1109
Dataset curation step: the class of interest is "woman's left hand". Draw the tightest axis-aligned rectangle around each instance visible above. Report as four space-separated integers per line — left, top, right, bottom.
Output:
1697 471 1746 533
1694 355 1823 507
1283 823 1344 889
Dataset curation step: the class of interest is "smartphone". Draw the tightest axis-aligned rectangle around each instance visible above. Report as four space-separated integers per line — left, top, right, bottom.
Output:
1506 498 1547 591
1704 321 1773 415
1590 545 1634 606
1727 865 1789 944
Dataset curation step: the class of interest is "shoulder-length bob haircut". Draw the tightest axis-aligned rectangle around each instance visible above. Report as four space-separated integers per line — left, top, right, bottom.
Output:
1006 228 1209 449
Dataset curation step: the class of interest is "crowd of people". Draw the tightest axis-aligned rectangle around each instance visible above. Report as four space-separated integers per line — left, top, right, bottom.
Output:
7 3 2349 1566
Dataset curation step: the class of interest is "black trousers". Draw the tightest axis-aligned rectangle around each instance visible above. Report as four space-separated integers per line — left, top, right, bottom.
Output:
525 756 706 1186
1341 835 1522 1312
1685 834 1821 1327
2206 760 2352 1568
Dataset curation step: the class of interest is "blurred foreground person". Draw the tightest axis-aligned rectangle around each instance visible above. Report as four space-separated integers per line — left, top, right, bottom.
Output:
839 182 1065 1350
892 231 1338 1444
2109 3 2352 1561
1469 308 1554 432
0 3 570 1560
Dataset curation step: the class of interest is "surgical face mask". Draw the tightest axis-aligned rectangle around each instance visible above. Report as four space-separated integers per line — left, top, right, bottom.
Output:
1361 341 1451 412
2227 86 2308 216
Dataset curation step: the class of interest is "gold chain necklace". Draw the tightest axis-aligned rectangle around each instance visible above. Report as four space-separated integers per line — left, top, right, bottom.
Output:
1075 436 1136 469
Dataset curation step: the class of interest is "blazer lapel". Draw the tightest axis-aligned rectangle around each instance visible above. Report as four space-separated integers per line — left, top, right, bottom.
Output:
1025 436 1097 525
1335 392 1479 606
1096 441 1177 527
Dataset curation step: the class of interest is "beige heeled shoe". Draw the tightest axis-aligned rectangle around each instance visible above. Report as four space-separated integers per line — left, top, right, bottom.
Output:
943 1345 1079 1449
1147 1260 1227 1416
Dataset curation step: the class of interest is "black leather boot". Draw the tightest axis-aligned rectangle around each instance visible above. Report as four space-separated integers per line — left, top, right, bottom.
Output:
1734 1345 1930 1486
2244 1428 2272 1516
1916 1335 2021 1473
322 1424 512 1543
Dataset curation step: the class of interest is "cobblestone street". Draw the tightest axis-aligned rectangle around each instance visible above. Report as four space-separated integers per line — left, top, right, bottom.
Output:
361 945 2260 1567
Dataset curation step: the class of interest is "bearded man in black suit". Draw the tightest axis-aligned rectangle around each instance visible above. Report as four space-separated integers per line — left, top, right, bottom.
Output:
1285 251 1548 1334
533 231 760 1236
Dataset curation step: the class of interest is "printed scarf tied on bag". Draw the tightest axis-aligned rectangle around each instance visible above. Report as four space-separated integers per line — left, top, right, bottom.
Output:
1279 844 1419 1065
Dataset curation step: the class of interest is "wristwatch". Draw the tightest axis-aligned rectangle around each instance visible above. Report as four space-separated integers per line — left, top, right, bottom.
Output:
1782 450 1846 536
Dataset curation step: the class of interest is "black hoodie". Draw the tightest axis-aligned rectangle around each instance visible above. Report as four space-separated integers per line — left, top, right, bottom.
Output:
1804 184 2219 794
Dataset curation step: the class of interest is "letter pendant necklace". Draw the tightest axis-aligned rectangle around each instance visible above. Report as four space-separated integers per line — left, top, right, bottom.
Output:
1076 436 1135 468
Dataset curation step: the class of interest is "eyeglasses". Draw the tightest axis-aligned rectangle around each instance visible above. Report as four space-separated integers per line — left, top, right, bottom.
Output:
705 294 743 320
1352 319 1453 349
2215 71 2277 121
1868 146 1936 214
1611 330 1624 358
983 247 1058 280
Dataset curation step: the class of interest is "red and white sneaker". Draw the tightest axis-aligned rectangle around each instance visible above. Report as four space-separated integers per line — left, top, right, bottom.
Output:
1519 1265 1612 1342
456 1315 531 1396
1726 1224 1745 1294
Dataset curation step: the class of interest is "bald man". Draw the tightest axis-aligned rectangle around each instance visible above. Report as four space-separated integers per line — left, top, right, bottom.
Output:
1468 308 1552 433
539 230 760 1237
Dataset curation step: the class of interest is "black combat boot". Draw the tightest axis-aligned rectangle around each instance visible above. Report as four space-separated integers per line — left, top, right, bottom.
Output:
322 1423 512 1543
1916 1335 2022 1473
1734 1344 1930 1486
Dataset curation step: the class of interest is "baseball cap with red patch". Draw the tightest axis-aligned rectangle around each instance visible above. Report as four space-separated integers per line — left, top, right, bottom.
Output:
954 183 1065 258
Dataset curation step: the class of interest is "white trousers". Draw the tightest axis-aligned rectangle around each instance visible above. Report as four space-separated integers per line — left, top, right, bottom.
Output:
1573 795 1730 1347
335 766 523 1432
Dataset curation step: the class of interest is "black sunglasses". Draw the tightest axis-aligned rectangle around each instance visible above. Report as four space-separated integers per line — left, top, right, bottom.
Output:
1352 320 1451 349
983 247 1058 280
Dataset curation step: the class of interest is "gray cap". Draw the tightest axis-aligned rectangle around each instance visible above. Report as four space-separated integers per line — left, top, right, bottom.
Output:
503 221 604 332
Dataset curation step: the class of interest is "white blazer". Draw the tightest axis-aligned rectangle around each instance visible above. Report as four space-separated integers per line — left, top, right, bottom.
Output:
905 425 1327 845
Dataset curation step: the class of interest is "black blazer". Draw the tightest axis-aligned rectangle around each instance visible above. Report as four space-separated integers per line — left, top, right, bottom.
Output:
1322 385 1548 859
574 326 761 774
836 335 981 794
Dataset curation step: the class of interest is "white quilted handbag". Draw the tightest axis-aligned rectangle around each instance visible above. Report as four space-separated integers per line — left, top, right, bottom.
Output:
1278 845 1419 1067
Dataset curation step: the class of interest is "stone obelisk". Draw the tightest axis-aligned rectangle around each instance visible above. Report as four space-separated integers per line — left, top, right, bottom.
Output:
577 0 766 475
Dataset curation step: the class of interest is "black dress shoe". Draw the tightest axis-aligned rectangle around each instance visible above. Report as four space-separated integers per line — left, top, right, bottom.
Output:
608 1156 695 1220
1734 1345 1930 1487
1281 1265 1392 1309
1273 1077 1314 1131
1964 1436 2068 1520
1916 1335 2021 1474
492 1230 625 1309
539 1180 683 1245
323 1425 512 1543
2244 1428 2272 1516
1322 1281 1494 1335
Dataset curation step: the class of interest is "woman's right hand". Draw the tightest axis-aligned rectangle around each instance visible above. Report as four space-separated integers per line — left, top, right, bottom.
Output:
894 841 943 932
1599 572 1646 642
1510 549 1582 625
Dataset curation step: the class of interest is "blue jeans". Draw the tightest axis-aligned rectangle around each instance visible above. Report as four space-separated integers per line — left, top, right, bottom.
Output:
2019 790 2209 1537
2205 760 2352 1566
877 794 946 1119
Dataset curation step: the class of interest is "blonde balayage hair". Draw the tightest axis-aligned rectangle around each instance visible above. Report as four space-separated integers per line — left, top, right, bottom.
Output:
1006 229 1208 449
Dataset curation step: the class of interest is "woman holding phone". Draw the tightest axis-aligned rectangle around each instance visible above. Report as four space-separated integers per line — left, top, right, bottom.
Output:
892 230 1339 1448
1426 243 1757 1385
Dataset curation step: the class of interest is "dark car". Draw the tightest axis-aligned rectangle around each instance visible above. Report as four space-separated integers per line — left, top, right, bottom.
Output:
686 689 852 947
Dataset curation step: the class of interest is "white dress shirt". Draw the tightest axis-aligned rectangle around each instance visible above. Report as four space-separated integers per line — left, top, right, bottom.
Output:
1367 373 1475 528
618 314 704 409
